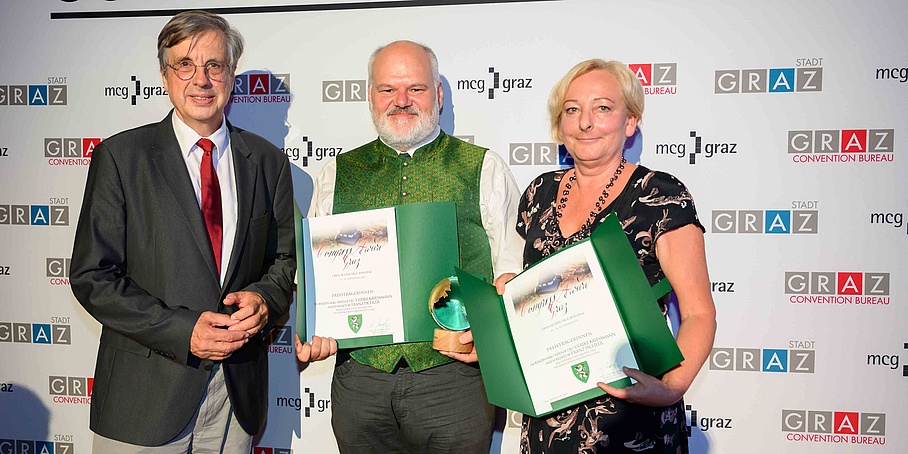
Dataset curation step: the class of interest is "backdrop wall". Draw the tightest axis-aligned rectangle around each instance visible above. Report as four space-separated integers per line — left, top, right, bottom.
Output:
1 1 905 453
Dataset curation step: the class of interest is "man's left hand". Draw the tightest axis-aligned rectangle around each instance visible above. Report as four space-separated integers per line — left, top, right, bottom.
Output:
440 273 516 364
439 330 478 363
223 291 269 337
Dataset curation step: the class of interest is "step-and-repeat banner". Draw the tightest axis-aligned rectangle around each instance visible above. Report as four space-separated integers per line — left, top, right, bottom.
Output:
1 0 906 452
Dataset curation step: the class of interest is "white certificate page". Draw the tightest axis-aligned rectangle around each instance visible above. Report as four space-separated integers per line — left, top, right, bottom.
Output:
306 208 405 341
502 242 638 416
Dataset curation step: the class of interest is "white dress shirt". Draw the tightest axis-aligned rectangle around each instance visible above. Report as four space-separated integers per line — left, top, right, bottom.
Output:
309 127 525 278
171 114 238 285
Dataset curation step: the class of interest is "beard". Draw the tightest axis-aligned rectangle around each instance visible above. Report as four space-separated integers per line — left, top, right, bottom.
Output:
371 99 439 150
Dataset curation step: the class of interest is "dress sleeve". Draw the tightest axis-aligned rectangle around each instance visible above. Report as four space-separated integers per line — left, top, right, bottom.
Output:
515 174 546 239
636 170 704 243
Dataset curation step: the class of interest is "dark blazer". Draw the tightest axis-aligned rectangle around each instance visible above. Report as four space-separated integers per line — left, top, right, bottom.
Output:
70 111 295 446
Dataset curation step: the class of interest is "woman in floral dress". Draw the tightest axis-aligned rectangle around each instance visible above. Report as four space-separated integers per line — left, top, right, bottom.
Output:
516 59 717 453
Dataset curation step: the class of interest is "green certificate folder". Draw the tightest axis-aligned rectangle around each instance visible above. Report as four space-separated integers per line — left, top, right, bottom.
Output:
456 212 683 417
295 202 459 349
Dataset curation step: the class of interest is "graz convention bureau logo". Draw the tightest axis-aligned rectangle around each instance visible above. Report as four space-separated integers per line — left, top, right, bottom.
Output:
45 137 100 166
0 319 72 345
788 128 894 163
0 77 68 106
782 409 885 445
47 257 71 286
0 202 70 226
232 73 291 104
456 67 533 100
715 58 823 94
710 343 816 373
266 325 293 354
253 447 292 454
104 76 167 105
785 271 890 306
654 131 738 164
628 63 677 95
49 376 92 404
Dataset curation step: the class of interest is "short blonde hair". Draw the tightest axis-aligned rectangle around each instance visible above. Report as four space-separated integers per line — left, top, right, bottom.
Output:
548 59 644 144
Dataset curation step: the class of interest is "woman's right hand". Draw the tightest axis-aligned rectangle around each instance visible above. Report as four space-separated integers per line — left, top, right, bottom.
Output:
597 366 684 407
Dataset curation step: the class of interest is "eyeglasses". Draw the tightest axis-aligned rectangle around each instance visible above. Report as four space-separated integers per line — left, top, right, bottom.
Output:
167 60 232 82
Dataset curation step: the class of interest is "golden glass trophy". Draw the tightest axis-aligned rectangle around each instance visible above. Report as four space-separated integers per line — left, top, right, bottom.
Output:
428 276 473 353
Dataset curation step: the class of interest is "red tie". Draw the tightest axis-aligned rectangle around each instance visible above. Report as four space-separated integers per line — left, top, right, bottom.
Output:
197 138 223 272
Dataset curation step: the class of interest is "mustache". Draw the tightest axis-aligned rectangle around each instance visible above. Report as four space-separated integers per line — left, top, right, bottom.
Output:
385 106 420 116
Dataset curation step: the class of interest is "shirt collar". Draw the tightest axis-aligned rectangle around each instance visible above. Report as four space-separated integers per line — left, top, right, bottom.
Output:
171 112 229 159
381 125 441 156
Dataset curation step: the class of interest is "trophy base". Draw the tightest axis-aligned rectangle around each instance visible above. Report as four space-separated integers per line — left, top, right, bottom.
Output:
432 328 473 353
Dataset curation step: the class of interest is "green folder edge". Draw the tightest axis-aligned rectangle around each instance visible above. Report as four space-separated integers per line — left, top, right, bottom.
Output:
295 202 460 349
456 212 683 418
294 201 305 347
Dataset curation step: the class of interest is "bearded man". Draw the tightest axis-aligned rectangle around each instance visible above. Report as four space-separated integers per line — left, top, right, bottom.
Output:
295 40 523 453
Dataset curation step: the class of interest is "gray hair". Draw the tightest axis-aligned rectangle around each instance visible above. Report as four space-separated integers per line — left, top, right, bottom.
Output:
157 10 244 72
367 40 440 87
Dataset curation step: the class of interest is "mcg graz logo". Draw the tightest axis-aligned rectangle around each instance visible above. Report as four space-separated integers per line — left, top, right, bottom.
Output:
104 76 167 105
457 67 533 100
287 136 343 167
655 131 737 164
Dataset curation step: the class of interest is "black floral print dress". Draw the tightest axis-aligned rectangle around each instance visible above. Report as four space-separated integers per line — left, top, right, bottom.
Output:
516 165 703 454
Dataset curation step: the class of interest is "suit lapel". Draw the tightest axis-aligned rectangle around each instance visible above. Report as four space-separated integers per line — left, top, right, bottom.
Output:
223 122 258 290
150 112 221 282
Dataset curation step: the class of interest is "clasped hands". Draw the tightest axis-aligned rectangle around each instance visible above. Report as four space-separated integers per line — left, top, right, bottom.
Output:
190 291 269 361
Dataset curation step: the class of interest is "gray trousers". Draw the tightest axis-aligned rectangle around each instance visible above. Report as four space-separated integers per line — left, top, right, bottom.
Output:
330 359 495 454
92 364 252 453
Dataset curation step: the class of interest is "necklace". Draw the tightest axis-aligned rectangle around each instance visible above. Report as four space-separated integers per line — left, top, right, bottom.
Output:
555 156 626 234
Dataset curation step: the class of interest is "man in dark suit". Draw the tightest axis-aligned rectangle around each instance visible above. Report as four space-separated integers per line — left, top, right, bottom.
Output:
70 10 295 453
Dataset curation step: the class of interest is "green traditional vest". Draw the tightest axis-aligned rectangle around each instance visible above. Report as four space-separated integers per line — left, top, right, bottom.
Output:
334 131 494 372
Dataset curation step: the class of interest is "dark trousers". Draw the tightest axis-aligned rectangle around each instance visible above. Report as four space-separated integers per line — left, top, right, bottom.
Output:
330 359 495 454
